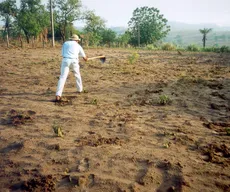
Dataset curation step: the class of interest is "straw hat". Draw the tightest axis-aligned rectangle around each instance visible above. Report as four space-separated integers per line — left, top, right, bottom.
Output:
70 34 80 41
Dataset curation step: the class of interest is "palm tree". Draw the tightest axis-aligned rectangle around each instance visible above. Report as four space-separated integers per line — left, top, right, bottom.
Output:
199 28 212 48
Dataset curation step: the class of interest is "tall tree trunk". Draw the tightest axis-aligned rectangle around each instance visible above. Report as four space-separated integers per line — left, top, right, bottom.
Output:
18 35 23 48
203 35 206 48
6 31 9 48
4 27 10 48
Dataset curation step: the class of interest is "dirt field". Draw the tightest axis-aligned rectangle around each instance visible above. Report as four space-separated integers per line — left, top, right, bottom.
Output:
0 45 230 192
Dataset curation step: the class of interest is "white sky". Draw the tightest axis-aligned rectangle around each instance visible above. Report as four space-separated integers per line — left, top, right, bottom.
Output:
79 0 230 27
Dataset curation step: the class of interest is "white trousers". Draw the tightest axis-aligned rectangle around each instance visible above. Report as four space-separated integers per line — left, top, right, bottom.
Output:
56 58 83 97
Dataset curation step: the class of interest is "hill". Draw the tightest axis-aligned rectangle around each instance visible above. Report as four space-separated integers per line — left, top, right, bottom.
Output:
107 22 230 47
164 22 230 47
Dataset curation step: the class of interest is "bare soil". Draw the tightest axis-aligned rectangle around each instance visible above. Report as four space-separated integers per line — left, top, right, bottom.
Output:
0 46 230 192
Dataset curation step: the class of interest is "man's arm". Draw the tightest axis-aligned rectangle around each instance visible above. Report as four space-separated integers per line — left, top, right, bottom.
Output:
79 45 88 62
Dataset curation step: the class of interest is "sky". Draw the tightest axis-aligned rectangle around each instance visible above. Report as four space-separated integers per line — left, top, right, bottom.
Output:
78 0 230 27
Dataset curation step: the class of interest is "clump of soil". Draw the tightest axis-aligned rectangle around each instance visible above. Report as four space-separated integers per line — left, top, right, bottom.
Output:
6 109 36 126
202 143 230 164
75 134 123 147
203 121 230 135
21 174 56 192
54 96 78 106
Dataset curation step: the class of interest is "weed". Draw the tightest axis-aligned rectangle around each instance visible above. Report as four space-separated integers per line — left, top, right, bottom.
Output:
158 95 172 105
226 128 230 136
163 142 171 148
53 123 64 137
128 52 139 64
90 98 98 105
83 89 88 93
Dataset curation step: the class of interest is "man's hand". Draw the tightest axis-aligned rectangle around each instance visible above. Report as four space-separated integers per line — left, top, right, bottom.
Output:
83 57 88 62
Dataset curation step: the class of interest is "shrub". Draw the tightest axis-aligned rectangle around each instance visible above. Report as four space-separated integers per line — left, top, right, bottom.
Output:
161 43 176 51
128 52 139 64
146 44 158 50
186 44 200 52
220 45 230 53
201 46 221 53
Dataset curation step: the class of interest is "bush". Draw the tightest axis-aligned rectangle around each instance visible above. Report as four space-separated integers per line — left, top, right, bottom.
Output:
201 46 221 53
161 43 177 51
145 44 158 50
186 44 200 52
220 45 230 53
202 46 230 53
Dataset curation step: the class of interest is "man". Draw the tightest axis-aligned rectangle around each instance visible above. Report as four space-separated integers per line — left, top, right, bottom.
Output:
56 34 88 101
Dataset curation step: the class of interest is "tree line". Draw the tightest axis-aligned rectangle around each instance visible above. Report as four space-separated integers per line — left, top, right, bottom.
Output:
0 0 170 48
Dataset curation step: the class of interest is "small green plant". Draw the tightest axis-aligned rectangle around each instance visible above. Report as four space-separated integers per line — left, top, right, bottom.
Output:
128 52 139 64
226 128 230 136
158 95 171 105
90 98 98 105
53 124 64 137
83 89 88 93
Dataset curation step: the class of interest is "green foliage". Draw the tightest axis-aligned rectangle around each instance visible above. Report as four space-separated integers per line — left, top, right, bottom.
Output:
128 6 170 46
90 98 98 105
199 28 212 35
83 10 106 33
83 10 106 46
226 128 230 136
161 43 176 51
0 0 17 46
53 0 82 41
100 28 116 47
201 47 219 52
16 0 50 43
128 52 139 64
145 44 158 50
158 95 171 105
186 44 200 52
220 45 230 53
0 0 17 17
200 45 230 53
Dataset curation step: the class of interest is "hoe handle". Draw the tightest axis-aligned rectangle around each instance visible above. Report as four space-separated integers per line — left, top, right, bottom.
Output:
87 55 105 61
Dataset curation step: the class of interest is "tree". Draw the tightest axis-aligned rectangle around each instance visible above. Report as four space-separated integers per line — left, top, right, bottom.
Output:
83 10 106 46
199 28 212 48
53 0 82 41
117 31 131 47
0 0 17 47
100 28 116 47
128 6 170 46
17 0 50 44
174 35 183 46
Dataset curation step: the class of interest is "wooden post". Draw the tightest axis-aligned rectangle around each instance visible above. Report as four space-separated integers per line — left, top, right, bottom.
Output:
50 0 55 47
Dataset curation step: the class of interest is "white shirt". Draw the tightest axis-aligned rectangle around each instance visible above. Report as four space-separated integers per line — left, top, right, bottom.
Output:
62 41 86 60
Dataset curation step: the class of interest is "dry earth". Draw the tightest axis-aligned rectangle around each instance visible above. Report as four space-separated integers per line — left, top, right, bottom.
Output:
0 45 230 192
